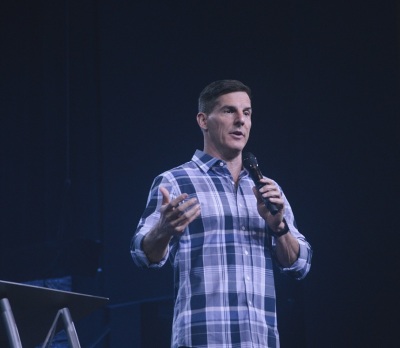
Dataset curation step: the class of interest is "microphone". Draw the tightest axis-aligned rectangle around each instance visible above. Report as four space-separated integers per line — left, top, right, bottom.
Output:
242 152 279 215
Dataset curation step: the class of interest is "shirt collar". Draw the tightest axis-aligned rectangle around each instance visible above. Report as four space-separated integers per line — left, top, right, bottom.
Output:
192 150 250 180
192 150 222 173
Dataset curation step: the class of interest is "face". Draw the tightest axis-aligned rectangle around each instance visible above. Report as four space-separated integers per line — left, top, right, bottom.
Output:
198 91 252 160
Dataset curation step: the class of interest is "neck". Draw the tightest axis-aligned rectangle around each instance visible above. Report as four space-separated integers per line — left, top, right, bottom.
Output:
226 159 242 185
203 147 243 184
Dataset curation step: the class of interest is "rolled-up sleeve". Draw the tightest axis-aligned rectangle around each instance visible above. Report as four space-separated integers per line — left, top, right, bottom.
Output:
272 191 313 280
278 238 312 280
130 231 169 268
130 175 174 269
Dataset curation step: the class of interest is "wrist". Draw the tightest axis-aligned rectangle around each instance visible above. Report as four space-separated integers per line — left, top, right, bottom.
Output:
270 218 289 238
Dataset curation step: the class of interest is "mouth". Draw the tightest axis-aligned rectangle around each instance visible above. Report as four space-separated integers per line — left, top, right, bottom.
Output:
230 130 245 137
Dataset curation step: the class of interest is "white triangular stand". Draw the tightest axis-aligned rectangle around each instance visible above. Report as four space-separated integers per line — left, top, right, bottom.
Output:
0 280 108 348
0 298 22 348
42 307 80 348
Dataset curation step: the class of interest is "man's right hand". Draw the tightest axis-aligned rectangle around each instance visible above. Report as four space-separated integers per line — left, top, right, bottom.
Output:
142 186 201 263
157 186 201 237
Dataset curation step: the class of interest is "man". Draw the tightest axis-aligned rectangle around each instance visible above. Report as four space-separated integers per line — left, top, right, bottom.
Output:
131 80 312 348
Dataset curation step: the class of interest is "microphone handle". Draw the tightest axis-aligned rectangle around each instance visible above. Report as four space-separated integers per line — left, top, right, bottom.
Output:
255 181 279 215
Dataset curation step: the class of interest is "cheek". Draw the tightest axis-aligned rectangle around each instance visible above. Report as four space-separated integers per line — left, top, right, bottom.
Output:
212 122 228 136
208 124 225 141
246 121 252 135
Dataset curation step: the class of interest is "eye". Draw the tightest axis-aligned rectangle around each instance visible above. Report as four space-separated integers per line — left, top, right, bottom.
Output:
244 110 251 117
224 108 234 113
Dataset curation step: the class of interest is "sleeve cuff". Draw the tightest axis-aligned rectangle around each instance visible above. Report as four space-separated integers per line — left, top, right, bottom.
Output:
130 233 169 268
279 239 312 280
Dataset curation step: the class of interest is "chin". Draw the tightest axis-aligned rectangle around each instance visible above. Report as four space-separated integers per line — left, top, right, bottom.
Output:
233 142 247 152
226 146 245 157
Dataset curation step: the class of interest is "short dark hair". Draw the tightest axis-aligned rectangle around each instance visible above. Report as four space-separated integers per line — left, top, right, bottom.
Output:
198 80 252 114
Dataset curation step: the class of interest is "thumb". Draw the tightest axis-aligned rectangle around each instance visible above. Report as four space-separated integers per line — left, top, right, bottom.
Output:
252 186 263 204
159 186 170 206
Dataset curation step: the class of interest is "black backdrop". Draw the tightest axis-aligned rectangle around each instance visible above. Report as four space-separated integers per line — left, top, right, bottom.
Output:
1 1 399 347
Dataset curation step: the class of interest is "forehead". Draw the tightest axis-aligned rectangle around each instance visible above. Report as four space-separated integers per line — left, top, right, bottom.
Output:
215 91 251 108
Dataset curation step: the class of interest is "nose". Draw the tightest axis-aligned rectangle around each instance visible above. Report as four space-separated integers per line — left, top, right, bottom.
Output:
234 112 245 126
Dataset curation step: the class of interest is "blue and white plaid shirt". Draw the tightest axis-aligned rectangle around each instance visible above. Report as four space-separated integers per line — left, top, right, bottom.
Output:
131 150 312 348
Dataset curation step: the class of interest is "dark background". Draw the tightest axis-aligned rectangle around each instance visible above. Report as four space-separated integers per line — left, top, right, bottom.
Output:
1 1 399 347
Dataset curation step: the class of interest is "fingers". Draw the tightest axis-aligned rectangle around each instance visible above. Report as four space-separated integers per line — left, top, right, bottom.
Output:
159 186 171 206
169 196 199 221
252 180 285 227
159 187 201 235
171 201 201 232
159 186 189 211
252 186 264 204
257 178 284 205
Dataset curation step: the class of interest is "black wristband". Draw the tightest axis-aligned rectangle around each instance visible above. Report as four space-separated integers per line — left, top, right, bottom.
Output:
269 219 289 238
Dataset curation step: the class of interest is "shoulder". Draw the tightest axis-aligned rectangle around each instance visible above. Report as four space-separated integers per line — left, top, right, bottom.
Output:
159 160 199 179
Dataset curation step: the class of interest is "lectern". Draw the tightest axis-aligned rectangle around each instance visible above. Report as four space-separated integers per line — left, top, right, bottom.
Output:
0 280 108 347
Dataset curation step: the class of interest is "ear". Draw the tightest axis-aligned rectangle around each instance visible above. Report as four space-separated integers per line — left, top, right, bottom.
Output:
197 112 208 131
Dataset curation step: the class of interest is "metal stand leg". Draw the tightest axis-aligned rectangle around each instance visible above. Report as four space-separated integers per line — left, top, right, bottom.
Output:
42 307 81 348
0 298 23 348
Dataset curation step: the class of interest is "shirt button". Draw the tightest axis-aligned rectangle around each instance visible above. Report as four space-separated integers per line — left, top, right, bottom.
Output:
219 162 224 166
244 250 248 255
246 275 250 281
241 226 246 231
248 300 252 306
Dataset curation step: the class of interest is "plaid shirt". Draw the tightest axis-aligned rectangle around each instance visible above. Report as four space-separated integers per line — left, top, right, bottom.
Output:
131 150 312 348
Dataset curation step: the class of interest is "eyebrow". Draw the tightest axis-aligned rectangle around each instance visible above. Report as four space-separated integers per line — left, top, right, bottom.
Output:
220 105 252 112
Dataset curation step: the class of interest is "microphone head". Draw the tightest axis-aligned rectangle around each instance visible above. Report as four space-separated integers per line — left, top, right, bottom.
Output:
242 152 258 170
